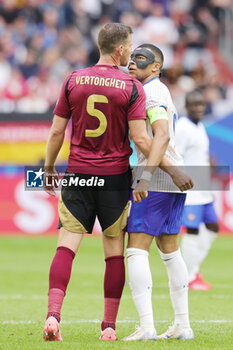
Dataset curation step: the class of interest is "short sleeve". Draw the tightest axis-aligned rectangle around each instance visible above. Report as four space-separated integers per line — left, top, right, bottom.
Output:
145 87 167 113
127 79 147 121
53 75 72 119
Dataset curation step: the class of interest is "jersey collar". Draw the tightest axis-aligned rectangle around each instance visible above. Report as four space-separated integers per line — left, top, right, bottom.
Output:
185 115 199 125
95 64 119 69
143 77 160 86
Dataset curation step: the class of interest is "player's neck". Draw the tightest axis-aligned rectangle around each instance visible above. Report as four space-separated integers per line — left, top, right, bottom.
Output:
188 116 199 124
97 55 120 67
141 74 159 85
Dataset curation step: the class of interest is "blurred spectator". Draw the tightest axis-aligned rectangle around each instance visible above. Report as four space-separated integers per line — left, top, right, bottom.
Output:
119 11 144 49
39 7 59 49
132 0 152 18
63 45 89 70
142 2 179 68
0 49 11 89
36 67 60 107
0 88 15 113
4 68 28 102
161 57 195 114
0 0 19 24
0 0 232 119
17 76 49 113
69 0 93 37
19 49 39 78
19 0 43 30
80 0 102 20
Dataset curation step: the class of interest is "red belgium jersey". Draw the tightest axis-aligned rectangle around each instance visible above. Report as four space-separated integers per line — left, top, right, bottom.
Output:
54 65 146 175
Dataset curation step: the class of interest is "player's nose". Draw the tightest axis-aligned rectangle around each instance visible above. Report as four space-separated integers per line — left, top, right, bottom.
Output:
128 59 136 69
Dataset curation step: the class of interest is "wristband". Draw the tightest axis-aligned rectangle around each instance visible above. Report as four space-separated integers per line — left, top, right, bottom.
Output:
141 170 152 182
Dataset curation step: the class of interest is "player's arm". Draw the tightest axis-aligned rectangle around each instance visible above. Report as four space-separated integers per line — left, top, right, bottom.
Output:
162 118 193 190
45 115 69 169
128 80 153 156
44 115 69 196
44 74 72 196
133 112 170 203
128 119 152 157
159 156 193 192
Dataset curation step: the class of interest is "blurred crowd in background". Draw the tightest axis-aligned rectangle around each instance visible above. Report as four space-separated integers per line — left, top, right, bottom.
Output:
0 0 233 120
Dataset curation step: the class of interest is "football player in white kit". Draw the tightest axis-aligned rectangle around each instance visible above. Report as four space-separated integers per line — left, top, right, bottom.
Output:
122 44 194 341
176 90 219 290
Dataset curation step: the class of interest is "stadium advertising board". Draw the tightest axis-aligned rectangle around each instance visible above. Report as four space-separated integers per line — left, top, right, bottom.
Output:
0 173 102 235
0 172 232 234
0 121 70 164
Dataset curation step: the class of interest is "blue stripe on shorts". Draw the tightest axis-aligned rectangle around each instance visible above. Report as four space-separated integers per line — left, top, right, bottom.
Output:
127 191 186 236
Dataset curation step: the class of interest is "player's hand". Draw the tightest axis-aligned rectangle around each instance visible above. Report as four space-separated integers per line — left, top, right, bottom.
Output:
44 167 59 197
133 179 149 203
171 170 194 192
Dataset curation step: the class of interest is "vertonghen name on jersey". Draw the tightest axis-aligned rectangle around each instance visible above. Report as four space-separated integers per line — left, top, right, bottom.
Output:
76 76 126 89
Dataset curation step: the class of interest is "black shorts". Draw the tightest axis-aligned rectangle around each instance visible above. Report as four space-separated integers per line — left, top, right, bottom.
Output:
58 170 131 237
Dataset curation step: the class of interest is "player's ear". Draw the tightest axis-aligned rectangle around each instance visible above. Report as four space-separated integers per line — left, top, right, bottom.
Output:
116 44 124 56
152 62 161 73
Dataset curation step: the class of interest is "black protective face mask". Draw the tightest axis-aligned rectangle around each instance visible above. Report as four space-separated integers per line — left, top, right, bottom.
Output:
129 48 155 69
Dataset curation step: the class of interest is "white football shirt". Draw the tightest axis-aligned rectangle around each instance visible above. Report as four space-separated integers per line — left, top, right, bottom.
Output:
132 77 183 192
175 116 213 205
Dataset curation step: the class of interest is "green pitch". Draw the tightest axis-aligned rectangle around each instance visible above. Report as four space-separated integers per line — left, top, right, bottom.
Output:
0 235 232 350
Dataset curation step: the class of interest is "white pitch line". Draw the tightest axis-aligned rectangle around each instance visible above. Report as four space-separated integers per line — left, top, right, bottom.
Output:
61 320 233 324
0 294 233 300
0 294 169 300
0 295 46 300
1 319 233 325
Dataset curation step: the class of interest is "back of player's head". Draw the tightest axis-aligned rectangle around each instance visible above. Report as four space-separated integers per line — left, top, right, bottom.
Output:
137 44 164 70
185 89 204 106
98 23 133 55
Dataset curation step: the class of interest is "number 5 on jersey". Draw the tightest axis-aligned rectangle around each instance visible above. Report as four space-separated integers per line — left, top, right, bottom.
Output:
85 94 108 137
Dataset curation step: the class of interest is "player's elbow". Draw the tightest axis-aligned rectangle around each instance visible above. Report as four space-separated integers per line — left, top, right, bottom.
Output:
132 133 151 149
156 129 170 145
50 126 65 138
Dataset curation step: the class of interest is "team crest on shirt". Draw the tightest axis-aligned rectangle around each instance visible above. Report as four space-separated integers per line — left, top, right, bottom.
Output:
188 213 196 221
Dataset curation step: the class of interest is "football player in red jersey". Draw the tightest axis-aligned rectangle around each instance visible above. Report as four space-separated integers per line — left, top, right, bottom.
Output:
43 23 152 342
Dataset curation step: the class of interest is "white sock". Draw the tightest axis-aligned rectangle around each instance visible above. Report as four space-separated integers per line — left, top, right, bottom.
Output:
181 225 217 281
127 248 155 330
158 248 190 326
197 224 217 264
181 234 200 281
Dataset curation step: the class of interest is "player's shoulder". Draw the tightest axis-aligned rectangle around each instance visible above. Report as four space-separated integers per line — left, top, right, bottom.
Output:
144 78 171 97
120 73 145 97
129 75 144 91
144 78 167 89
178 116 203 128
177 116 192 127
72 67 91 76
64 69 85 84
177 115 190 125
176 116 197 135
144 78 171 107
